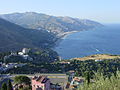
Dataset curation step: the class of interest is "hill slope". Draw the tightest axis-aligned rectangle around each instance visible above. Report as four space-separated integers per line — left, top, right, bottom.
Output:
73 54 120 61
0 18 56 52
0 12 103 36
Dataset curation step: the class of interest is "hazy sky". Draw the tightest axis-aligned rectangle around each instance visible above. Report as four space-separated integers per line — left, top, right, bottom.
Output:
0 0 120 23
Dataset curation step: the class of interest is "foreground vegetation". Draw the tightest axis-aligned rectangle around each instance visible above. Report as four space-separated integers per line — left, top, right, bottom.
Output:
79 71 120 90
2 55 120 77
0 52 120 90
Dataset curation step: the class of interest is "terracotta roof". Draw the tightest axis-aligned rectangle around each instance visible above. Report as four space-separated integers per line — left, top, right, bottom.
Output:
73 77 84 82
32 76 49 83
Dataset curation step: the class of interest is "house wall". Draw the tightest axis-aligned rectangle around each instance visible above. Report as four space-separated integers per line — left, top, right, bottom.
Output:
32 79 50 90
44 80 50 90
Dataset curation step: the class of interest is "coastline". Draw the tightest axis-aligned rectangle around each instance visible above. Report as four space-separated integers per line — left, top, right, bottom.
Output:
53 31 78 48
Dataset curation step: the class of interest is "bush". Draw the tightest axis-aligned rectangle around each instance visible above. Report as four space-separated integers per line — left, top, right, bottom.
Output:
78 71 120 90
14 75 31 85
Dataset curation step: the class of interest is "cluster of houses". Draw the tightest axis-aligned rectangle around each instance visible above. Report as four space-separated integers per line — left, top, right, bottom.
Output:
0 48 85 90
0 48 32 73
4 48 33 61
18 48 33 61
0 62 26 73
13 75 63 90
31 71 84 90
31 75 83 90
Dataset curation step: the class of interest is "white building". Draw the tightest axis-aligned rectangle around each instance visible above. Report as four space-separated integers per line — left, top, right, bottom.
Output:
22 48 30 54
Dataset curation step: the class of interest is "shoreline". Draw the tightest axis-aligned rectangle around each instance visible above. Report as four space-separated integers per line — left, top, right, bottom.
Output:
53 31 78 48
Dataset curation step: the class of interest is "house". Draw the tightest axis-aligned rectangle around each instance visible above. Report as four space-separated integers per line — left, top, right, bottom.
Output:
32 76 50 90
95 59 103 62
18 48 30 55
70 77 84 89
59 61 70 64
18 48 33 61
22 48 30 54
68 70 75 82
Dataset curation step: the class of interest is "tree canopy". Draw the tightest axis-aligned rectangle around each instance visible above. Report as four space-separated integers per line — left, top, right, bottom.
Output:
14 76 31 85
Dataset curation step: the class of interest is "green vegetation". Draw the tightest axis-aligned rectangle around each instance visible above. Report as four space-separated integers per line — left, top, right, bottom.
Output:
1 83 7 90
3 57 120 76
14 76 31 85
84 71 90 84
0 53 120 90
0 18 56 52
14 76 31 90
0 48 58 64
78 71 120 90
28 48 59 63
1 80 13 90
65 59 120 78
7 79 13 90
0 52 10 62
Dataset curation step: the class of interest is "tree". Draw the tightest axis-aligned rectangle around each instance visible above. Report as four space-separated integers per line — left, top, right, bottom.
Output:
85 71 90 84
1 83 7 90
14 76 31 90
14 76 31 85
7 79 13 90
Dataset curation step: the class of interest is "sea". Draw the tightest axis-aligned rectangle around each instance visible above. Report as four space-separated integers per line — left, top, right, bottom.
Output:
54 24 120 59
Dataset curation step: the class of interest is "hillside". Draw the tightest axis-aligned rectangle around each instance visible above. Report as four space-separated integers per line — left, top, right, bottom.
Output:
73 54 120 61
0 18 56 52
0 12 103 37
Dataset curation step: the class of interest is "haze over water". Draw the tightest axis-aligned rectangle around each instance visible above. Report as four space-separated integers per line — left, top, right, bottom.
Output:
55 24 120 59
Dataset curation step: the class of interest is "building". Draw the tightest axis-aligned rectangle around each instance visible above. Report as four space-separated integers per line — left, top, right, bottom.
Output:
18 48 30 55
22 48 30 54
70 77 84 89
95 59 103 62
68 70 75 82
18 48 33 61
32 76 50 90
59 61 70 64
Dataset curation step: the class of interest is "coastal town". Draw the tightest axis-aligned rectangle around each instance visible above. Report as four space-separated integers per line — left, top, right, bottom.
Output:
0 48 85 90
0 48 120 90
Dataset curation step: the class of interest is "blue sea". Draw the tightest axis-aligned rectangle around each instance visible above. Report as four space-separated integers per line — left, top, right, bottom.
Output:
54 24 120 59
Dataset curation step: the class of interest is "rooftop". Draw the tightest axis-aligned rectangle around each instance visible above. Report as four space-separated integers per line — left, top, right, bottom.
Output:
32 76 49 83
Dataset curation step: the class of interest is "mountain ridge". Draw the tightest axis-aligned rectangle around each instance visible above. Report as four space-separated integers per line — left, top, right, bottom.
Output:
0 18 56 52
0 12 103 37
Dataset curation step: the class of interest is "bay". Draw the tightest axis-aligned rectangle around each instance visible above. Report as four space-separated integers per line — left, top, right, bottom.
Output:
54 24 120 59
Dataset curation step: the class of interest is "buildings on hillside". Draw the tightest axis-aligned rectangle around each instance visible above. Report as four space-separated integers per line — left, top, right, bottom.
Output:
32 76 63 90
18 48 33 60
0 62 26 73
3 48 33 61
18 48 30 55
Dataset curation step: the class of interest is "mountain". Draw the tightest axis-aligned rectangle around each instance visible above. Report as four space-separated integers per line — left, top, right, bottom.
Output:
0 18 56 52
0 12 103 37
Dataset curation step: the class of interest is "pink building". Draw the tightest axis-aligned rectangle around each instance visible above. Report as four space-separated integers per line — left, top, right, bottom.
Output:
32 76 50 90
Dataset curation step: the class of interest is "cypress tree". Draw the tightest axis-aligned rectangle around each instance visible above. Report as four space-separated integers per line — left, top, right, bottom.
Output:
85 71 90 84
1 83 7 90
86 71 90 84
7 79 13 90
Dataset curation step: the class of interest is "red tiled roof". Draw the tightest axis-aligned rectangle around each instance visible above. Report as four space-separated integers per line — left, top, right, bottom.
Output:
32 76 49 83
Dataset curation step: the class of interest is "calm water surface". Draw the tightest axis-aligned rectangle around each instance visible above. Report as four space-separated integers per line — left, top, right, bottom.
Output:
54 24 120 59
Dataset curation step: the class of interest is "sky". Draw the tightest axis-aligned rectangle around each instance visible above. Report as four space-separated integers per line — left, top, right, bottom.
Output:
0 0 120 23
